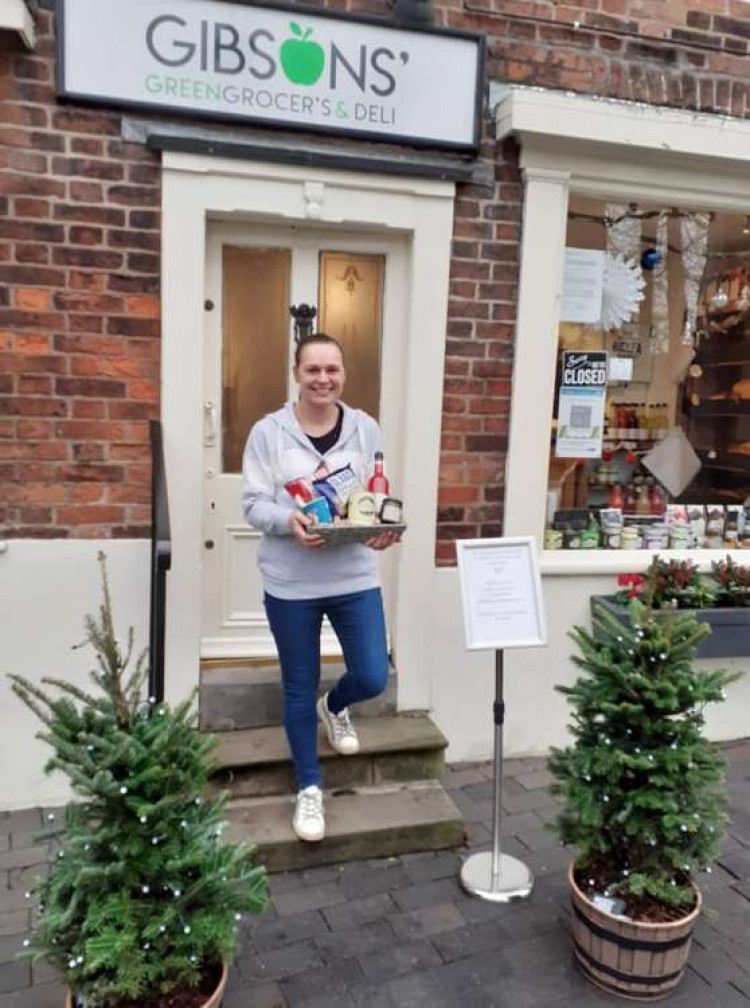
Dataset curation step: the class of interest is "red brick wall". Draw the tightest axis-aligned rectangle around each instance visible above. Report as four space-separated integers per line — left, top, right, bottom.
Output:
2 0 750 552
0 10 160 538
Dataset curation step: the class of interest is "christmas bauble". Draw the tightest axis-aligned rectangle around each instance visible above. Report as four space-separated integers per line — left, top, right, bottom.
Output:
641 247 662 271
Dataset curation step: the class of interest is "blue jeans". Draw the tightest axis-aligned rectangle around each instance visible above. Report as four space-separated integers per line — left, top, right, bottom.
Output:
264 588 389 789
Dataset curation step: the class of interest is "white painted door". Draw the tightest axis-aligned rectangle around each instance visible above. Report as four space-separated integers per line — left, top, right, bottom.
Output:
201 221 407 659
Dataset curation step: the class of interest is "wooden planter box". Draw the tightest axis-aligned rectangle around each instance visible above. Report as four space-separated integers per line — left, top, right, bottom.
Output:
569 865 701 1001
591 594 750 659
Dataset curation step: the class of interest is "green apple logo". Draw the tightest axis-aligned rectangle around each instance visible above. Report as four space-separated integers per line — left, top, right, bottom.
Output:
280 23 325 86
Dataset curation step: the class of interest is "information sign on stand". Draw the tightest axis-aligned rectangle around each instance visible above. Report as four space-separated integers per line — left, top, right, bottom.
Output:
456 537 547 903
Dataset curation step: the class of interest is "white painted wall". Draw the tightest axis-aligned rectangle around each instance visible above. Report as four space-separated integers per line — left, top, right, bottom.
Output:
431 566 750 762
0 541 150 810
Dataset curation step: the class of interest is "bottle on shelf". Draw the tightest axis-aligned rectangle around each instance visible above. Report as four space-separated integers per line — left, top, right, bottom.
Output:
623 483 636 514
608 482 624 509
635 482 651 515
650 480 666 517
367 451 390 509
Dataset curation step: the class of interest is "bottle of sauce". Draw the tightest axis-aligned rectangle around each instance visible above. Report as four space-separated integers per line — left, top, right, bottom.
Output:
650 481 666 516
623 483 636 514
608 483 624 509
635 483 650 516
367 452 390 511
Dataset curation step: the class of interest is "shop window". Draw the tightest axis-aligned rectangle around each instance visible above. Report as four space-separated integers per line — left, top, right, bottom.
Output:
222 246 290 473
318 251 384 420
546 199 750 551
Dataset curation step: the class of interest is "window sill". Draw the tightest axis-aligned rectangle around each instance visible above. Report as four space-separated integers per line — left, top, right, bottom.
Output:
540 549 745 577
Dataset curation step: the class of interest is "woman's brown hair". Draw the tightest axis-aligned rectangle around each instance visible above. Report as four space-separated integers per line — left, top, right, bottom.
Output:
294 332 344 367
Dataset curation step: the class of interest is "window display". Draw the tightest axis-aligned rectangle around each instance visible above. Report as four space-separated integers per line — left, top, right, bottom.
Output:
546 200 750 551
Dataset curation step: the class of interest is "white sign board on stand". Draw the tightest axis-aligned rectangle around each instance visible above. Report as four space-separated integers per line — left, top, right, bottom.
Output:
456 537 546 651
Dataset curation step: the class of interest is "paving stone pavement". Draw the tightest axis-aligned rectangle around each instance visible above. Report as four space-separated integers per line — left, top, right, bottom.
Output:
1 741 749 1007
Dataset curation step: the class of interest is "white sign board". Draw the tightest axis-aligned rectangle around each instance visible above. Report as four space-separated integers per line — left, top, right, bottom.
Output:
555 351 608 460
57 0 483 150
561 248 605 324
456 537 546 651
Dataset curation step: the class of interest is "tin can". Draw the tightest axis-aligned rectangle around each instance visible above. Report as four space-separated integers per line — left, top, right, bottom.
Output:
564 530 582 549
645 524 668 550
621 526 642 550
544 529 563 550
669 526 692 549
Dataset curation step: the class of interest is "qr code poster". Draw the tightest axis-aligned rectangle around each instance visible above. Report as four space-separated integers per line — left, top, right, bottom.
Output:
555 351 608 459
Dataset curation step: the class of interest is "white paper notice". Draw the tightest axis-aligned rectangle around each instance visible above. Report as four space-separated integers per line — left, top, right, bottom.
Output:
459 542 544 650
561 248 605 324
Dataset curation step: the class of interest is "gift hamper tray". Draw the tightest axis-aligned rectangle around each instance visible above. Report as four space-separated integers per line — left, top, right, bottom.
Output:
313 522 407 545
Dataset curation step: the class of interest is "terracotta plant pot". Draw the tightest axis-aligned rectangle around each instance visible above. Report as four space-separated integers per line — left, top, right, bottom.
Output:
65 963 228 1008
568 864 702 1001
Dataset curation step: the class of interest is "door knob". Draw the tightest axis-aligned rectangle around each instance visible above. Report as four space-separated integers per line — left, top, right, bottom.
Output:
204 540 215 550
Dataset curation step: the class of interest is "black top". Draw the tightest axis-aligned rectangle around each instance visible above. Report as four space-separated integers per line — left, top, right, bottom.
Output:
306 405 343 455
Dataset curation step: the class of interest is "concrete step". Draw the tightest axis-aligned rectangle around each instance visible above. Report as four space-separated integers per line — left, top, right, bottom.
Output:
225 780 465 872
200 661 397 731
209 713 447 799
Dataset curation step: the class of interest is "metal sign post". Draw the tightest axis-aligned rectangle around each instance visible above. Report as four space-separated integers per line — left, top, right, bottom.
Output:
455 537 546 904
459 649 533 902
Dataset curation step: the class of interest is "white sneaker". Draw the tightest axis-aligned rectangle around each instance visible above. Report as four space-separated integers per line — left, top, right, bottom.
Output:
317 692 360 755
293 785 324 843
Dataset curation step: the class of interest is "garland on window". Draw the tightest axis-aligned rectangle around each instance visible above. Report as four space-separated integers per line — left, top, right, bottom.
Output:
680 213 711 346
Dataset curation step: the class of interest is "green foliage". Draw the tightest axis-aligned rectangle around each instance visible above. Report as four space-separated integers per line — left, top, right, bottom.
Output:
9 553 268 1007
712 555 750 607
643 557 715 609
615 554 750 610
548 597 737 911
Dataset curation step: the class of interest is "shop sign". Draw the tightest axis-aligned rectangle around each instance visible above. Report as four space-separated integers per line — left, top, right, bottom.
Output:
556 351 608 459
56 0 484 151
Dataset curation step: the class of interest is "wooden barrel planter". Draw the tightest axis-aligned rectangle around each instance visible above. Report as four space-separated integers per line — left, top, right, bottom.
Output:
66 963 228 1008
568 865 702 1001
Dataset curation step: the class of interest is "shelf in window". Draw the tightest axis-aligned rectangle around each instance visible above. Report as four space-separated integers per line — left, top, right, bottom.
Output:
701 303 750 320
698 451 750 474
695 341 750 366
690 401 750 417
703 359 750 368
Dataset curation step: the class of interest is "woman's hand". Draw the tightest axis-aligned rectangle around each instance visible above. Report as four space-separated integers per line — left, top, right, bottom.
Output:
365 529 402 551
289 511 325 548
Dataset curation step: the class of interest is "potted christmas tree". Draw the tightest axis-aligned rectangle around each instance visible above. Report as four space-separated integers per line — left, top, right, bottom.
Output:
9 554 268 1007
549 598 735 999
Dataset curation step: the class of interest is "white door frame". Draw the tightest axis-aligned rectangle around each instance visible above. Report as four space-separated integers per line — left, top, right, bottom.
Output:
161 153 455 710
201 220 409 658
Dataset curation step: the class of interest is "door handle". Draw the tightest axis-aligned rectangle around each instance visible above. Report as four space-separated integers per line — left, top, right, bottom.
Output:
204 400 217 446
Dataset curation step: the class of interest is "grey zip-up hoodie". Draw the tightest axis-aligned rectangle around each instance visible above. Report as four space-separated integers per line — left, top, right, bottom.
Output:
241 402 383 600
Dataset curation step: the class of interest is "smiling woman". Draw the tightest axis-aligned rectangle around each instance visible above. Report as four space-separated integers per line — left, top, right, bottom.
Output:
240 332 400 845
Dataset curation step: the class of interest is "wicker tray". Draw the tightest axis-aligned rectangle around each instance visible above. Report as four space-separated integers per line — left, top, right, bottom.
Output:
313 523 407 545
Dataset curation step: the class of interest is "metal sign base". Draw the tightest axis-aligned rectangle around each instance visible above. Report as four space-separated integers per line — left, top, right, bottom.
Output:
459 650 534 905
460 850 534 903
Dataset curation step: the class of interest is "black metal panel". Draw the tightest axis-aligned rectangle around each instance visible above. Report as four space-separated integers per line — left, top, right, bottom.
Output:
149 420 172 704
